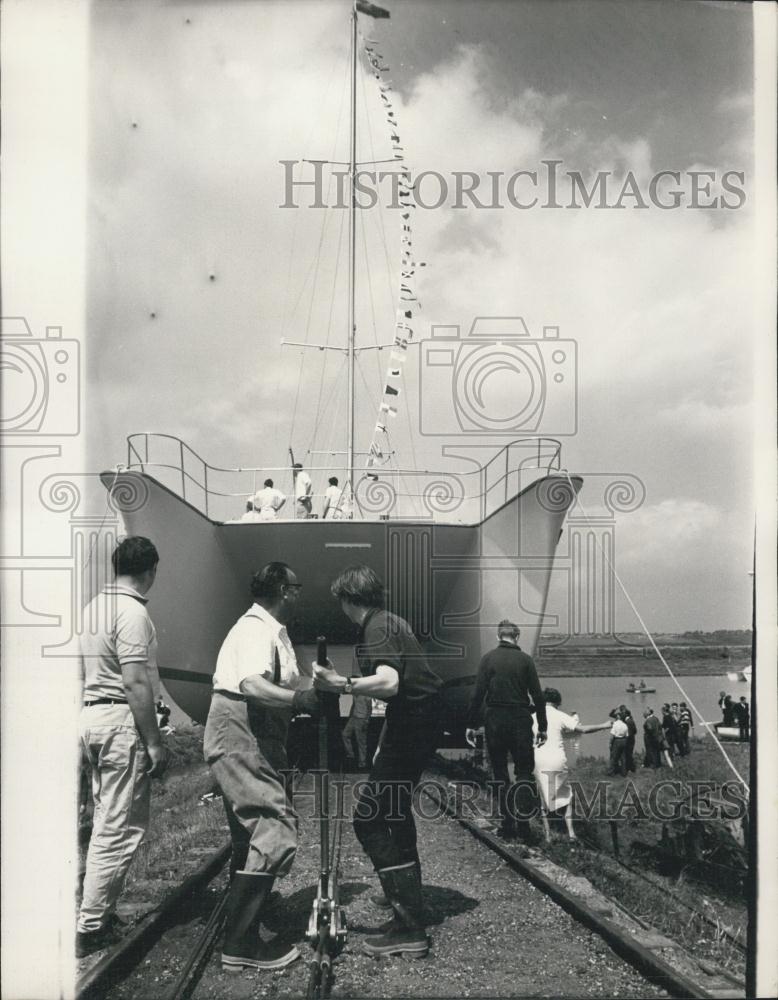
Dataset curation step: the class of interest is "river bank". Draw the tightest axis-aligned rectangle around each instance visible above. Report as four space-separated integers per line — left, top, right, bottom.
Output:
533 656 750 677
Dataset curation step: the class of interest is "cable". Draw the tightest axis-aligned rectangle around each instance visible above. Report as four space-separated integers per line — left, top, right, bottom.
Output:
560 470 750 796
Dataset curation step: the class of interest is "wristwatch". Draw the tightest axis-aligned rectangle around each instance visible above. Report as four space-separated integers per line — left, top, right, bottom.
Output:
344 677 354 696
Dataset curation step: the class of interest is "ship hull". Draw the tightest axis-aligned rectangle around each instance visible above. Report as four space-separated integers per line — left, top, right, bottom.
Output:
101 469 582 739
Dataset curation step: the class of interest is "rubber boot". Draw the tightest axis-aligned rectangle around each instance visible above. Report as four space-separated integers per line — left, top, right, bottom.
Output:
370 858 420 909
363 862 428 957
221 871 299 971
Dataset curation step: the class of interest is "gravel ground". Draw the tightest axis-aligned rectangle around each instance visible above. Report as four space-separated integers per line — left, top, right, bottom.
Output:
112 772 668 1000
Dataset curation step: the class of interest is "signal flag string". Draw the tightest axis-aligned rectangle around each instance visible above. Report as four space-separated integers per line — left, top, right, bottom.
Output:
359 30 426 472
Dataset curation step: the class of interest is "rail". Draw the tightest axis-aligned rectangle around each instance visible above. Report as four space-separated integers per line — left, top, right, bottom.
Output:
123 432 566 524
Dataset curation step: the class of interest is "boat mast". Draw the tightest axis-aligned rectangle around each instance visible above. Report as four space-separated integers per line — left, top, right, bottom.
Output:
346 4 358 495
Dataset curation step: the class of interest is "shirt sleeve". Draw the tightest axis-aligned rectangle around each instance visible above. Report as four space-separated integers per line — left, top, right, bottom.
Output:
234 619 277 686
466 654 491 728
559 710 579 733
116 606 154 666
526 657 547 732
359 618 404 677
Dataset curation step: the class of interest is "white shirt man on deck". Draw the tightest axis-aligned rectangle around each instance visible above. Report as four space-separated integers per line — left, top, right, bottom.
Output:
292 463 313 519
252 479 286 520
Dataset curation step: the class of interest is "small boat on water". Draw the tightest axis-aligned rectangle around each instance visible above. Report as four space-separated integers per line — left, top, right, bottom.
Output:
626 683 656 694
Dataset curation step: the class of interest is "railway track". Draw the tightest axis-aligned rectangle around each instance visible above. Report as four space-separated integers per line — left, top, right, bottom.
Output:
75 772 746 1000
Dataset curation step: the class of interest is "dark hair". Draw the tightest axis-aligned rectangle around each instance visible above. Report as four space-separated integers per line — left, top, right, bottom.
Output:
112 536 159 576
293 463 303 470
328 476 339 486
543 687 562 706
330 564 385 608
264 478 274 488
250 562 295 603
246 501 253 511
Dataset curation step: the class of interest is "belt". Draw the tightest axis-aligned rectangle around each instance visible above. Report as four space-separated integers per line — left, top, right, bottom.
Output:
84 698 128 707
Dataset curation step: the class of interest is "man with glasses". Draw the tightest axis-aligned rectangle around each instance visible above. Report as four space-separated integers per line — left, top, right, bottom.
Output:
204 562 320 971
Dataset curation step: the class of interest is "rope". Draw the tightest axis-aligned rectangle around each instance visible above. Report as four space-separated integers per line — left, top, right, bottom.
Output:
560 470 750 796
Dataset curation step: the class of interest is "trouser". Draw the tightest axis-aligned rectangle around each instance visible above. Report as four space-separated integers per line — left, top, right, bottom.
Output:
609 737 627 775
739 721 749 741
342 716 369 765
678 725 690 755
353 697 441 871
643 739 662 768
625 735 636 771
204 691 297 876
77 704 151 933
295 498 312 519
484 706 537 831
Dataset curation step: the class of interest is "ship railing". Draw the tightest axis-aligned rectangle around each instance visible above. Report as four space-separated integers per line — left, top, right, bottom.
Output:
123 432 565 523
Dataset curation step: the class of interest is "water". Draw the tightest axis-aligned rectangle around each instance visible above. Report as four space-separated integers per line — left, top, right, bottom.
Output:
540 673 746 763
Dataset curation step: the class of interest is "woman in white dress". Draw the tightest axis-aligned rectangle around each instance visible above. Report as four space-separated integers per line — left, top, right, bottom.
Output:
532 688 611 842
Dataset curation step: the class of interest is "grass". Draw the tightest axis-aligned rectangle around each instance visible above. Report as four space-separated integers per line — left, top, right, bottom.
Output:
79 725 229 913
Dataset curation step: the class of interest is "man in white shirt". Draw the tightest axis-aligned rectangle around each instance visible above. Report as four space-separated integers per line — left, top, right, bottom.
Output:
252 479 286 521
292 462 313 519
204 562 320 971
322 476 343 520
608 710 629 776
77 537 168 957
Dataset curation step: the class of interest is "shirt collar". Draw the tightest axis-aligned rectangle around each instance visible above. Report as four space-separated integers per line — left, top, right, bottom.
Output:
498 640 521 649
103 583 148 604
358 606 382 637
246 602 285 636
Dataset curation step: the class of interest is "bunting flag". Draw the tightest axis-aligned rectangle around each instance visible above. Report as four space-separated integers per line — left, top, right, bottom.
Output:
356 1 390 20
360 27 430 474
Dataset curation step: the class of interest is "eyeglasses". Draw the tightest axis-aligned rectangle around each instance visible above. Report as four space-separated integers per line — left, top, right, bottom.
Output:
284 583 303 591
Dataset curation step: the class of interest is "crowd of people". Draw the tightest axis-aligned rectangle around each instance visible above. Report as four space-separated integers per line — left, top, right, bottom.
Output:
231 464 352 522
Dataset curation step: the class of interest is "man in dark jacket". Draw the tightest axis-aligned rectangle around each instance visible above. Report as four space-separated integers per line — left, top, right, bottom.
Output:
619 705 637 772
643 708 664 768
466 620 546 843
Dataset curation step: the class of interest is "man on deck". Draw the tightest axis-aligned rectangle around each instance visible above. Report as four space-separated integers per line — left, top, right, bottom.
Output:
252 478 286 520
292 463 313 519
466 620 547 844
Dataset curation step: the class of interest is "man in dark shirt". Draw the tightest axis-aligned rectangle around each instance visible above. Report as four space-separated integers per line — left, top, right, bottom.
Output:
620 705 638 772
736 696 750 741
643 708 664 768
313 564 442 959
465 620 547 844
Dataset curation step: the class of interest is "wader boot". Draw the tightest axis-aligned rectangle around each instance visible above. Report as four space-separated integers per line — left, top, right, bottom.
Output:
363 862 428 957
221 871 299 971
370 858 421 909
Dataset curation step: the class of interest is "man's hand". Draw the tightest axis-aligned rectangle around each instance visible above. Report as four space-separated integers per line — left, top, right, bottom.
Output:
147 742 168 778
535 731 547 749
312 663 346 693
292 688 322 717
465 728 479 748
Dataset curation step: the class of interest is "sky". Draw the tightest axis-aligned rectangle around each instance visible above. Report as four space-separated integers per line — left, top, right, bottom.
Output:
85 0 757 632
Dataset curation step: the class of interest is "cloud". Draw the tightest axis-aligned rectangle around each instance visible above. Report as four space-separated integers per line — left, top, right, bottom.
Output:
84 6 757 628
